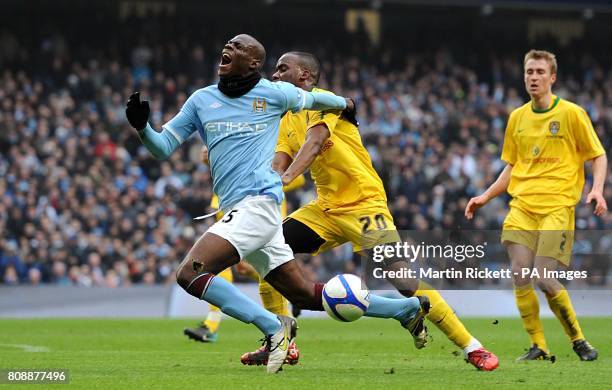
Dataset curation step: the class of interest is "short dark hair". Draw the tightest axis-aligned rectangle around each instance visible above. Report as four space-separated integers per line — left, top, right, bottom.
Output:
287 51 320 84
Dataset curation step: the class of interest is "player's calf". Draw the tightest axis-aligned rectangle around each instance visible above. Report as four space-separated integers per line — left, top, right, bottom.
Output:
534 275 564 296
264 261 326 311
177 271 216 299
383 259 419 297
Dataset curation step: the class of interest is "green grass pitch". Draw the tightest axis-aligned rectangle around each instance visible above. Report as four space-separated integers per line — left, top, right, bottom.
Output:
0 317 610 389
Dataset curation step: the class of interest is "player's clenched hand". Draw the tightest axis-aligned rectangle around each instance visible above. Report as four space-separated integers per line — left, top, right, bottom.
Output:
125 92 150 131
341 98 359 127
344 98 355 112
586 190 608 216
465 195 489 220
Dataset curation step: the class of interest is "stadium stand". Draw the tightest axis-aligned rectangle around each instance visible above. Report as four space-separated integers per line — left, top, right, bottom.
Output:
1 1 610 286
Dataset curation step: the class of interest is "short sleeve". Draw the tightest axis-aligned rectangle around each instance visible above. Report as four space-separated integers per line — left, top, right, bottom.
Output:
162 93 201 144
275 115 295 157
307 110 341 136
573 107 605 161
274 81 306 113
500 111 518 165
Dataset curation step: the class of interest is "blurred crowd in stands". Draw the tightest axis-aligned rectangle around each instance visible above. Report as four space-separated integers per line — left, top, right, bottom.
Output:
1 8 611 286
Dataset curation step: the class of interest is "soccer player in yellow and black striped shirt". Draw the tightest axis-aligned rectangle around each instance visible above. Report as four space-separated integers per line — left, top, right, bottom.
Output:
240 51 499 370
466 50 607 362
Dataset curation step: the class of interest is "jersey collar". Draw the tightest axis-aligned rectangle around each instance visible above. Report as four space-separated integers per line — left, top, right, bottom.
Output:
531 95 560 114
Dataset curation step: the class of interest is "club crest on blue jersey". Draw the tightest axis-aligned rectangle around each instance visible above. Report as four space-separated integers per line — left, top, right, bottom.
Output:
549 121 560 135
252 97 267 113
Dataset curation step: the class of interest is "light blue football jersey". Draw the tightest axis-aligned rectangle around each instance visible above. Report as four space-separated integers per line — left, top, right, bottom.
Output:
162 79 310 210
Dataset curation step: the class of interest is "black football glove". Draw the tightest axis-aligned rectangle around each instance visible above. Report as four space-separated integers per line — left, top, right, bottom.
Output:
341 98 359 127
125 92 150 131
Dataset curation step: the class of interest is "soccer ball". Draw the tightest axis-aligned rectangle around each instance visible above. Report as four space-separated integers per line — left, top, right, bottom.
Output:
322 274 370 322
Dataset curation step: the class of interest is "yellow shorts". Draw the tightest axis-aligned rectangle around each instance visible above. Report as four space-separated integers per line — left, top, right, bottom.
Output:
501 206 575 265
288 200 400 254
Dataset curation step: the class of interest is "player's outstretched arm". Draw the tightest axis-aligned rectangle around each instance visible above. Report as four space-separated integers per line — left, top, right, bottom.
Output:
586 154 608 216
303 91 349 111
125 92 180 160
279 125 330 186
276 81 350 112
465 164 513 220
136 123 182 160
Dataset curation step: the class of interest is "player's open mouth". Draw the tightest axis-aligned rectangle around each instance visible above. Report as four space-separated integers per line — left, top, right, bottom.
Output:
220 53 232 65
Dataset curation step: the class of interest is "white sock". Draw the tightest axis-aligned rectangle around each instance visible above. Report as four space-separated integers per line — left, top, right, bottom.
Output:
463 338 483 357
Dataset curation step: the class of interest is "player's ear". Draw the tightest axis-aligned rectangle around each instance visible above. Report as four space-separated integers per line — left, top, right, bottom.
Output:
249 58 262 72
300 69 311 83
550 73 557 84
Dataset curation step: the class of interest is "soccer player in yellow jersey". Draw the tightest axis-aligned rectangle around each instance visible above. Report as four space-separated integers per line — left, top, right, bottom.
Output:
240 51 499 371
466 50 607 362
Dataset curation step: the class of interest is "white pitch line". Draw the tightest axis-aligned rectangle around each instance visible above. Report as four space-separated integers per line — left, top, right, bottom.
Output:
0 344 50 352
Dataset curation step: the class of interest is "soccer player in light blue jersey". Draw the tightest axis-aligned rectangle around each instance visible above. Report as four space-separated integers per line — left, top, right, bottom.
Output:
126 34 428 373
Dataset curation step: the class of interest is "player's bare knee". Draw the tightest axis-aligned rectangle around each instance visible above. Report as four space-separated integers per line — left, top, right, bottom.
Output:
511 263 528 284
535 278 559 295
535 279 550 293
176 258 206 289
512 266 531 287
175 267 191 289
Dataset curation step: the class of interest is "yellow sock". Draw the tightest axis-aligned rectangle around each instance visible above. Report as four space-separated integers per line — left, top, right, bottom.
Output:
203 267 234 333
515 284 547 351
415 281 473 349
259 280 290 316
546 289 584 342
